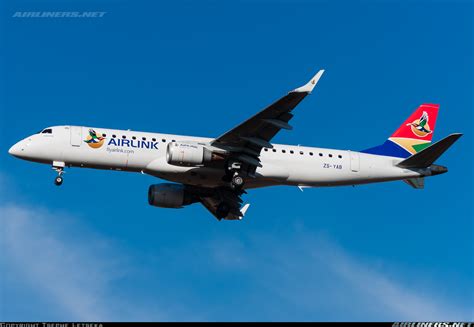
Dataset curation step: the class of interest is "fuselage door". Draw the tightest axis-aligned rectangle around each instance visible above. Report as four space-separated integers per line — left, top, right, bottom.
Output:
349 151 360 172
70 126 82 147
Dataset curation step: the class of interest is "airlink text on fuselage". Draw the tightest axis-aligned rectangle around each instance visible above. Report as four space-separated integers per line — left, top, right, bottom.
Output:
106 138 159 149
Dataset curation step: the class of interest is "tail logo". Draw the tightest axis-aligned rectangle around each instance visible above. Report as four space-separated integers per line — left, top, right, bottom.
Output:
84 129 106 148
407 111 432 138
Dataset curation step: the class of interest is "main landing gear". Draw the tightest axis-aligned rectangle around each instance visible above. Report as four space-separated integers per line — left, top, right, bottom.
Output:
226 159 245 191
231 173 244 189
216 173 244 221
216 159 248 220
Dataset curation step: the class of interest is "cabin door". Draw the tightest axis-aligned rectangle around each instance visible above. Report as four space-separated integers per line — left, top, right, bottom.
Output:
70 126 82 147
349 151 360 172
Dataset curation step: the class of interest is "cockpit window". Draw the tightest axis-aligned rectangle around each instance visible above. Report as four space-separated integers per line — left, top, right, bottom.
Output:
41 128 52 134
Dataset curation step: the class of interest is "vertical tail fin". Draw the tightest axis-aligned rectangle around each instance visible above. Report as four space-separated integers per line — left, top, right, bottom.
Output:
362 104 439 158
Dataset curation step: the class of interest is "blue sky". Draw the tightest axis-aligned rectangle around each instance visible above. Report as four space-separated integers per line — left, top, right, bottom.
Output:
1 0 473 322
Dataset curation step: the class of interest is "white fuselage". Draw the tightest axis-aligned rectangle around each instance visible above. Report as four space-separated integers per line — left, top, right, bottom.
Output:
8 125 425 188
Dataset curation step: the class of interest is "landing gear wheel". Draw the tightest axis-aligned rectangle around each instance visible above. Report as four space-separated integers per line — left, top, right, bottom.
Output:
54 176 63 186
231 174 244 190
216 202 231 220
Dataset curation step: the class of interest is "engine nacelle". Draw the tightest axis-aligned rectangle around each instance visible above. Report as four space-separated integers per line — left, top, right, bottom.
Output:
148 183 196 208
166 142 214 167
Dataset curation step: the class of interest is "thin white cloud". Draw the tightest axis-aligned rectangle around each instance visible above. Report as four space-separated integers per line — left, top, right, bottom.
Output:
206 231 472 321
0 204 166 321
1 202 471 321
305 235 471 321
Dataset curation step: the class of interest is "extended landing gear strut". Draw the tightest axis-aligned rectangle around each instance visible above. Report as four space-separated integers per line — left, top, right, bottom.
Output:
52 162 66 186
53 168 64 186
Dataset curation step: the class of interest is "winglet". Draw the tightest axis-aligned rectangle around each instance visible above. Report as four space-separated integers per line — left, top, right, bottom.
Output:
292 69 325 94
239 203 251 220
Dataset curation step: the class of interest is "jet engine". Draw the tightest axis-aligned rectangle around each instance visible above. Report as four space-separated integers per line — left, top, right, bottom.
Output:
148 183 198 208
166 142 222 167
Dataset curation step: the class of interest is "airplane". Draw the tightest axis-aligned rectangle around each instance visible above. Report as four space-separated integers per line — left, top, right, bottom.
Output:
8 70 462 220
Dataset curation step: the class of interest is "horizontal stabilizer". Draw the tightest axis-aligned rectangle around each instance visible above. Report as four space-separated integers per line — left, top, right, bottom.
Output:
403 177 424 189
397 133 462 168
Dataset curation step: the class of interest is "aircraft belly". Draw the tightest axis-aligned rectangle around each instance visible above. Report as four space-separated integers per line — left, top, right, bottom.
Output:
127 148 159 170
145 158 226 187
255 163 290 180
263 153 419 187
65 146 128 169
283 158 355 185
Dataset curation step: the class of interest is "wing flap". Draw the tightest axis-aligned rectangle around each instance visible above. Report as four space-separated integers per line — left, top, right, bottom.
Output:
198 188 249 220
200 197 249 221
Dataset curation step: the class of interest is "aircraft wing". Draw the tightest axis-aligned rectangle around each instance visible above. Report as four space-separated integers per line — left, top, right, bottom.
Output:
199 188 250 220
211 70 324 171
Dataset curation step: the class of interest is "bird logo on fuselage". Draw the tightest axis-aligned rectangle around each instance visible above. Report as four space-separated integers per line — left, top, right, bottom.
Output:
84 129 106 148
407 111 432 137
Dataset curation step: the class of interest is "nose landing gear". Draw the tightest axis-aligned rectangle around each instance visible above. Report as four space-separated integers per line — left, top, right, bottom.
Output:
52 162 66 186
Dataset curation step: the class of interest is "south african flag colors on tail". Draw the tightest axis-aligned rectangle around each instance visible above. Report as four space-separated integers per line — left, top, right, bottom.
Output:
362 104 439 158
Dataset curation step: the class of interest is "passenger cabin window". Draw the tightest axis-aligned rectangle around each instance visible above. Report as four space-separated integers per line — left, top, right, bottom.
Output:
299 151 304 155
122 135 126 139
152 138 156 142
132 136 136 140
162 139 166 142
319 153 323 156
338 155 342 159
112 134 116 138
264 148 268 152
282 150 286 153
142 137 146 141
290 150 294 154
41 128 52 134
103 134 107 137
329 154 333 158
309 152 313 156
272 149 277 152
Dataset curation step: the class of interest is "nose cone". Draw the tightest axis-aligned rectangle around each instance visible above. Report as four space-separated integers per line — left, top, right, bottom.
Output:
8 142 22 157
